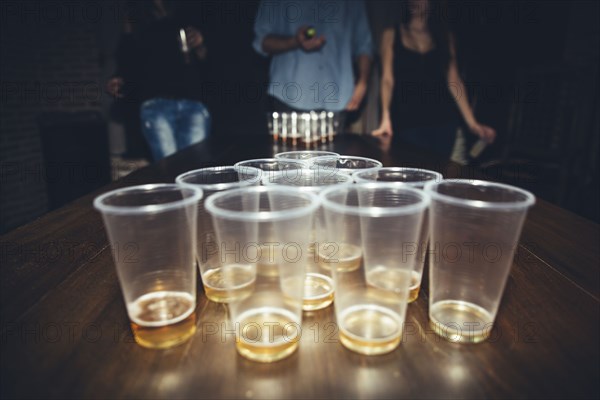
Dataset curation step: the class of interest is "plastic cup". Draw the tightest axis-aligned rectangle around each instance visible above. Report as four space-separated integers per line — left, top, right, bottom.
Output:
353 167 443 186
423 179 535 343
233 159 305 277
274 150 340 161
234 158 305 185
320 183 430 355
317 155 382 176
263 169 353 311
205 186 320 362
175 166 262 303
353 167 443 302
274 151 340 170
94 184 203 349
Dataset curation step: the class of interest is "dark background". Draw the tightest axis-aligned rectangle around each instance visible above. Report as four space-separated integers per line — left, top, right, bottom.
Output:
1 0 599 233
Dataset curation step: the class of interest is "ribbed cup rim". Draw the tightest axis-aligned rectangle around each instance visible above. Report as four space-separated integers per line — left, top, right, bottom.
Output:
334 155 383 171
423 179 536 210
234 158 306 170
274 151 340 160
94 184 203 215
175 166 262 191
353 167 443 187
204 186 320 222
320 182 430 216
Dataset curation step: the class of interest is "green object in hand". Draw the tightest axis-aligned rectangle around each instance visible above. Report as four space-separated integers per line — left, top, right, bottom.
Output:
305 27 316 39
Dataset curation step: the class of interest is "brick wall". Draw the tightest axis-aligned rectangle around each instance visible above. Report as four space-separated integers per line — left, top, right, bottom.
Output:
1 1 114 233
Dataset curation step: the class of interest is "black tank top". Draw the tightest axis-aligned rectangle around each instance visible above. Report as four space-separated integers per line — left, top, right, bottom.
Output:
391 26 459 131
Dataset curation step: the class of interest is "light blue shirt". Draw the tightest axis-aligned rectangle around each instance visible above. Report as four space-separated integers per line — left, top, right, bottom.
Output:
253 0 373 111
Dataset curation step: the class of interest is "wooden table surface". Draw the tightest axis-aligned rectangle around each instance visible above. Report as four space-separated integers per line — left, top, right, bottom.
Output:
1 134 598 399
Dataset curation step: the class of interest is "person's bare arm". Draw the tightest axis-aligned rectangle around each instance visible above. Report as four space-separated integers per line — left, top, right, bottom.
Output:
262 26 325 55
346 55 371 111
372 28 395 136
262 34 298 55
447 34 496 142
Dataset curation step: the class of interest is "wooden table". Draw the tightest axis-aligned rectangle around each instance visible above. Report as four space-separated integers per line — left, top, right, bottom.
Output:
1 134 598 399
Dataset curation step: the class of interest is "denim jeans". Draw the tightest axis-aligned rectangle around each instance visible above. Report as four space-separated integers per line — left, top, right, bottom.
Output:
140 98 211 161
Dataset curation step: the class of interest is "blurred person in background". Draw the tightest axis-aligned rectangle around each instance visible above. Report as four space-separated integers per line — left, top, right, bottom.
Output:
372 0 495 158
105 3 148 160
253 0 373 127
106 0 210 161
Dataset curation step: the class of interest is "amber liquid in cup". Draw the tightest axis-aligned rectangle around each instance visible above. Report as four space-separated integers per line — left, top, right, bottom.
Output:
429 301 494 343
338 304 403 355
279 271 335 312
302 272 335 311
316 242 362 272
202 264 256 303
336 268 412 355
128 291 196 349
236 308 301 362
408 271 422 303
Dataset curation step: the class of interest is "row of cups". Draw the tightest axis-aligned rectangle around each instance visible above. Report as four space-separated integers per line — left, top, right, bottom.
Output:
267 111 341 144
94 151 535 361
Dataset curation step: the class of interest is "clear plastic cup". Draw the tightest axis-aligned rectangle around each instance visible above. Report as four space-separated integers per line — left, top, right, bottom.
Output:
274 150 340 162
353 167 443 186
234 158 305 185
263 168 353 311
233 159 305 277
423 179 535 343
175 166 262 303
317 155 382 176
274 151 340 170
94 184 203 349
353 167 443 302
205 186 320 362
320 183 430 355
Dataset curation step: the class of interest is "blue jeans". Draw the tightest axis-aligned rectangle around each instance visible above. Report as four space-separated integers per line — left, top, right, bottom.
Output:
140 98 211 161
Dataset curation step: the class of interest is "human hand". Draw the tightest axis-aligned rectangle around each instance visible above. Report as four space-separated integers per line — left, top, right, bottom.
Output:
372 117 393 137
346 81 367 111
468 121 496 143
185 26 204 49
295 25 325 52
106 77 124 98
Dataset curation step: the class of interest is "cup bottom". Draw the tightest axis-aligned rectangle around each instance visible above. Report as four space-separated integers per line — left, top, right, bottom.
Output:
338 304 402 355
202 264 256 303
429 300 494 343
302 273 334 311
235 307 301 363
408 271 422 303
129 291 196 349
317 242 362 272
